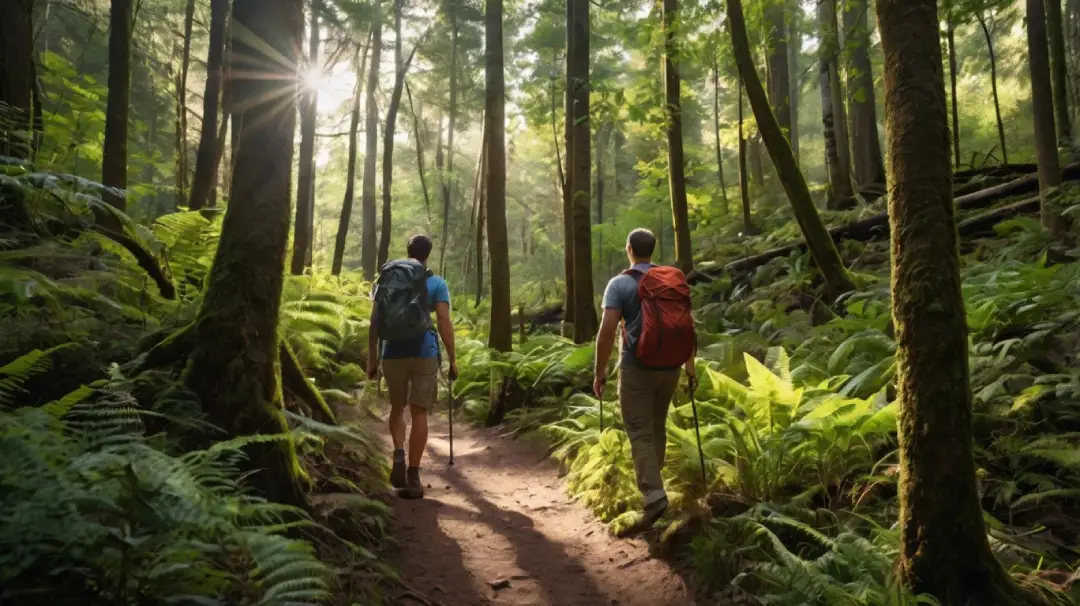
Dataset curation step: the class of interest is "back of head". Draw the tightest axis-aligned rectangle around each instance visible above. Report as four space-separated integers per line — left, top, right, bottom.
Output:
627 228 656 261
406 234 433 265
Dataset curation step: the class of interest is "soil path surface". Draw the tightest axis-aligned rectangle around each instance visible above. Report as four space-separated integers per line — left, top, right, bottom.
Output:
374 409 693 606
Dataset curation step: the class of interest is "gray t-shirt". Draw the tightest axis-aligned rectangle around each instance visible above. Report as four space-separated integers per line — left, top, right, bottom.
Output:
602 263 654 368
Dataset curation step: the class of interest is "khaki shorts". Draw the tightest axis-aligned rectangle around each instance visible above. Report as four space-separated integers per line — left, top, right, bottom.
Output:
382 357 439 411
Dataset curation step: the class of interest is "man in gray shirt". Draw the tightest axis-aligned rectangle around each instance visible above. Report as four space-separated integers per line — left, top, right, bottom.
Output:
593 228 696 531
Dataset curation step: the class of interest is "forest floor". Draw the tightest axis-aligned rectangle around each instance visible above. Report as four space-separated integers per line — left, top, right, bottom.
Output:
354 401 693 605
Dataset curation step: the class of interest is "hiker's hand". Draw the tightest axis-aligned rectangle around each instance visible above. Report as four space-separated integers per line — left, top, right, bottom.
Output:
448 360 459 381
367 357 379 381
593 375 606 399
687 371 698 395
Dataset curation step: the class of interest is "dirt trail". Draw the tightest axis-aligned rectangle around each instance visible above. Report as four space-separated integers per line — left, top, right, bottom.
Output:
376 409 693 606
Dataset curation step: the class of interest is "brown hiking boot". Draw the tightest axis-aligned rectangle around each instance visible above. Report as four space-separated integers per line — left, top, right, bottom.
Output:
400 466 424 499
390 449 406 489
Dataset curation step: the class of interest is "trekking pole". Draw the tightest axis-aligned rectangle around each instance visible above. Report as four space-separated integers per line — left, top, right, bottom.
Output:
448 368 456 467
688 374 707 490
599 386 605 433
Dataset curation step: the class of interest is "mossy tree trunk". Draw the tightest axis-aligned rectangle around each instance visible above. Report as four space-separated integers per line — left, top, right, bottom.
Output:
101 0 132 229
486 0 512 352
843 0 886 188
877 0 1047 602
188 0 229 211
0 0 33 160
291 0 320 275
571 0 596 341
1046 0 1073 145
184 0 307 507
727 0 854 295
1028 0 1070 235
332 35 371 276
361 18 382 280
765 2 791 150
818 0 854 208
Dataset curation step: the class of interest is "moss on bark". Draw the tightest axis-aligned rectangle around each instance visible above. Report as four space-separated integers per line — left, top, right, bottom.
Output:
182 0 307 508
877 1 1055 603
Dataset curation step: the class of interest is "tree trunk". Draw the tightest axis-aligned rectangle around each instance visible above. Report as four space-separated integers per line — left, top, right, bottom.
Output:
977 13 1008 165
1029 0 1070 235
765 3 792 148
749 133 766 186
819 0 855 208
189 0 229 211
439 4 459 276
946 7 961 168
486 0 512 352
184 0 307 507
101 0 133 229
291 1 320 275
570 0 596 342
726 0 854 294
843 0 886 187
788 9 800 164
1047 0 1073 144
0 0 33 160
876 1 1044 602
738 75 754 234
332 36 371 276
713 54 729 210
177 0 196 206
663 0 693 274
361 20 382 280
378 6 426 268
562 0 576 338
407 82 432 226
474 138 488 307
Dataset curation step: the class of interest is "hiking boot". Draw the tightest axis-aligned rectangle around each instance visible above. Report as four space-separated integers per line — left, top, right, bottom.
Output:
641 495 669 529
390 449 406 489
401 466 425 499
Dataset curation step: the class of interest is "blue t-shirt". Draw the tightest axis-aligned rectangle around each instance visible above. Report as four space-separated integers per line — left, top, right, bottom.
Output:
381 274 451 359
602 263 654 368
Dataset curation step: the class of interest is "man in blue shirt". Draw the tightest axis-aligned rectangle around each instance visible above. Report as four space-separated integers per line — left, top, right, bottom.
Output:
367 235 457 499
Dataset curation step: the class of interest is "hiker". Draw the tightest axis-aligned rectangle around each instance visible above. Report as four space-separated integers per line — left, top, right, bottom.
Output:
592 228 697 528
367 235 458 499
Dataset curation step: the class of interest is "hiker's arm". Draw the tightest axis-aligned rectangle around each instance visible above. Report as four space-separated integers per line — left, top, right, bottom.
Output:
367 302 380 379
593 307 621 392
435 301 456 369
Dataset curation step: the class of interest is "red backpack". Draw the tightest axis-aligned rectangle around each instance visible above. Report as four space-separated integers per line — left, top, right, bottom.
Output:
623 265 696 369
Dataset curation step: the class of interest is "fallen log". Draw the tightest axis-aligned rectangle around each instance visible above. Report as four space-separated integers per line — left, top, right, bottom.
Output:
691 164 1078 283
955 196 1040 238
954 163 1037 183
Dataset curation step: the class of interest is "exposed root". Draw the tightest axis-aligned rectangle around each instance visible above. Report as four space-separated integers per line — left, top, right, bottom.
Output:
280 340 337 425
91 224 176 299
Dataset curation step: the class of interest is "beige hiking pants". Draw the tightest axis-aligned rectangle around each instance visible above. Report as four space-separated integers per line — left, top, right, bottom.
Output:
618 365 680 507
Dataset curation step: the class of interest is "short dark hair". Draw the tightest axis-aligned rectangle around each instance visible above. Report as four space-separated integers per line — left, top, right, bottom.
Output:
407 234 433 263
627 228 656 259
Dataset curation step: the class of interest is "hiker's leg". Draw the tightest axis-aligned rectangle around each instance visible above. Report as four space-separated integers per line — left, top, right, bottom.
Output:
618 365 665 506
406 357 439 467
383 359 410 449
652 370 679 470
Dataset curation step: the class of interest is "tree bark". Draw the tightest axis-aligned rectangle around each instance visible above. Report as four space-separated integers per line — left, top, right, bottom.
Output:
184 0 307 507
749 133 766 186
474 137 488 307
738 75 754 234
439 2 459 276
291 1 320 275
765 3 791 148
726 0 854 294
664 0 693 275
0 0 33 160
189 0 229 211
562 0 575 338
177 0 196 206
876 1 1043 602
101 0 133 229
976 12 1008 165
788 7 800 164
819 0 854 208
713 54 730 211
570 0 596 342
843 0 886 187
361 19 382 280
332 35 371 276
1046 0 1073 144
406 81 432 226
946 5 961 168
486 0 512 352
1029 0 1070 235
